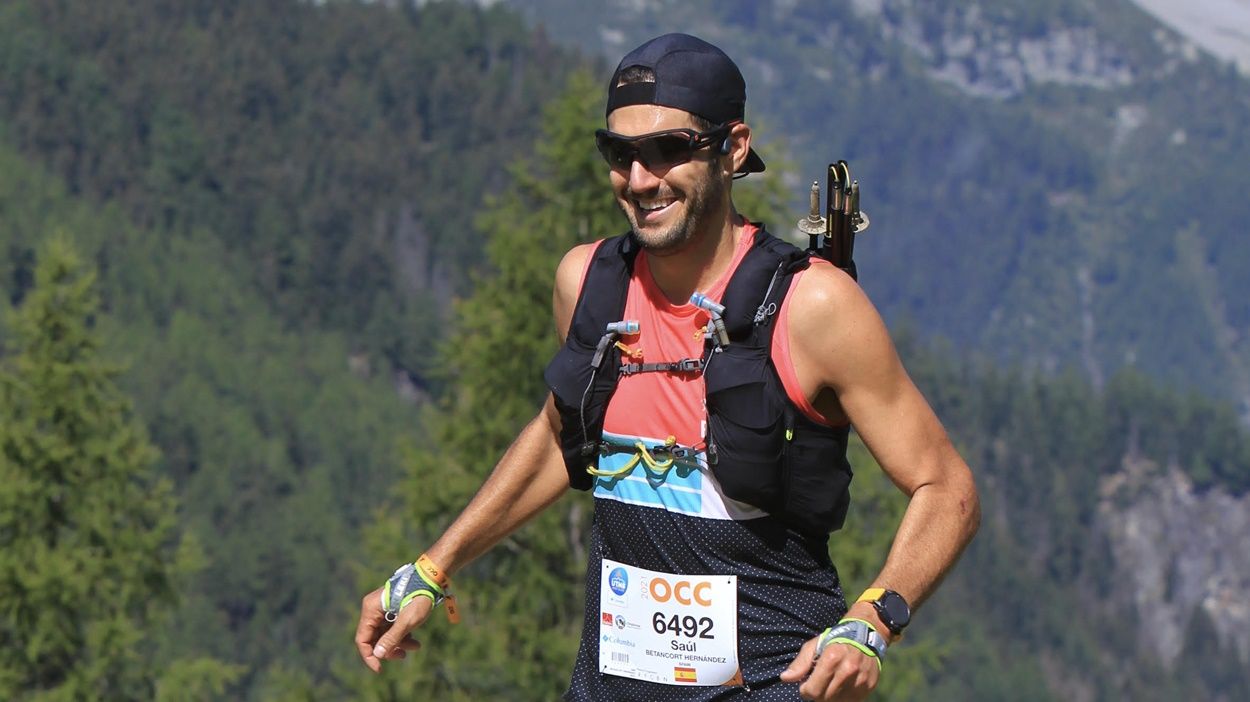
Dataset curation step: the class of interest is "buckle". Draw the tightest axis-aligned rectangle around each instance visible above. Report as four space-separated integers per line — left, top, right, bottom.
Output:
676 358 703 373
669 446 697 460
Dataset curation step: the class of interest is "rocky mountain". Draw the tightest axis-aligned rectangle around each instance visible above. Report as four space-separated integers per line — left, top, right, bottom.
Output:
1129 0 1250 73
1099 458 1250 668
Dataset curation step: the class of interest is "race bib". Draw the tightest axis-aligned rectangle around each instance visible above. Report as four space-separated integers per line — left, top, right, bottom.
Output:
597 558 744 687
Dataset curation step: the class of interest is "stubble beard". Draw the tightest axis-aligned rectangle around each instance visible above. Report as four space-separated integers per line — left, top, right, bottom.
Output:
624 161 725 256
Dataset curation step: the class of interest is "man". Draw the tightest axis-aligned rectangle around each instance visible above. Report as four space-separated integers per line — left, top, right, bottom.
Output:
356 33 979 702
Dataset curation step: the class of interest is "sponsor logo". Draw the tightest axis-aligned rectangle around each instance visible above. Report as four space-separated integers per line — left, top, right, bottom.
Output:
615 615 626 629
600 633 637 648
602 612 614 626
608 567 629 596
648 577 713 606
674 666 698 683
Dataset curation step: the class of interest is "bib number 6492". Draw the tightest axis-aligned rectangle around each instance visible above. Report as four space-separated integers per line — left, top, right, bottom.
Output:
652 612 715 639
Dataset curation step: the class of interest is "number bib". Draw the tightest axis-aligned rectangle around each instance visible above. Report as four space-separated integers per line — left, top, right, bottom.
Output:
598 558 744 687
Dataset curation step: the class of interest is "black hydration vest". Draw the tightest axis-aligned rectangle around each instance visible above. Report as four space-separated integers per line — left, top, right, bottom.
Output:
543 226 853 536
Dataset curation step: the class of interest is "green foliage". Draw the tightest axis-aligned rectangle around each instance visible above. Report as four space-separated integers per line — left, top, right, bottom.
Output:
0 0 581 380
0 238 233 700
0 129 418 696
345 70 614 702
2 1 1248 700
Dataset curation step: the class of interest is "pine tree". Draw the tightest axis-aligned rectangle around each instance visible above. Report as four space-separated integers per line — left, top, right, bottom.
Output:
0 238 176 700
347 69 619 702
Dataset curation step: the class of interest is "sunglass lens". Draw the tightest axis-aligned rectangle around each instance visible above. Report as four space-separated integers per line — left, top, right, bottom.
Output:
595 132 697 170
596 134 633 170
635 135 694 169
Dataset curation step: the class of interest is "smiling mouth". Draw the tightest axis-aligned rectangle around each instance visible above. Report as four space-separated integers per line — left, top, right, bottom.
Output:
634 198 676 219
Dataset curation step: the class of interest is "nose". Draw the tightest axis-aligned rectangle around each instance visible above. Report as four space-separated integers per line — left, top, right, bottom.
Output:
627 159 662 193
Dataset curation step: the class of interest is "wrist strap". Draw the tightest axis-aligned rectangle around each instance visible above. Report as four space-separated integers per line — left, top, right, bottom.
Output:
416 553 452 590
814 618 885 670
416 553 460 623
856 587 886 603
381 555 460 624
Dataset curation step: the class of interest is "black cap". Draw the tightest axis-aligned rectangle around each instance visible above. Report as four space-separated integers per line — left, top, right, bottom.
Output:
606 33 766 175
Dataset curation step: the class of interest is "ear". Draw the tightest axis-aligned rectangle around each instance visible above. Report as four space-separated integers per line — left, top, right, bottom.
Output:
725 122 752 174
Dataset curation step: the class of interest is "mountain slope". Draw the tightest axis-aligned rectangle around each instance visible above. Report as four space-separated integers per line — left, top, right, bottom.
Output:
1129 0 1250 73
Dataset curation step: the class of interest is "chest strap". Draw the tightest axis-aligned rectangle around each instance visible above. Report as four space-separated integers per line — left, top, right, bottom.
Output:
619 357 704 375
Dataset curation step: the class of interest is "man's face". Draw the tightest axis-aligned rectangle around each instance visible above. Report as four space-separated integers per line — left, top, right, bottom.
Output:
605 105 727 255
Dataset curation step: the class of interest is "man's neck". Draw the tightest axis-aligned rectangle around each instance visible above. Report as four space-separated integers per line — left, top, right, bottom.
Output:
645 209 746 306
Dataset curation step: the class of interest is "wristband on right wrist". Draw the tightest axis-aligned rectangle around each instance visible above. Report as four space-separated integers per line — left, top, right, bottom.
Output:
380 553 460 624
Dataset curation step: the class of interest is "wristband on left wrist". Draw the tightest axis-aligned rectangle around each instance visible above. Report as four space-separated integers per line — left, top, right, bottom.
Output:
814 617 886 669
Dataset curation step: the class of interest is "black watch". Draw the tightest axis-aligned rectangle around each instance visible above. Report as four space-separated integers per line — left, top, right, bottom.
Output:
860 588 911 636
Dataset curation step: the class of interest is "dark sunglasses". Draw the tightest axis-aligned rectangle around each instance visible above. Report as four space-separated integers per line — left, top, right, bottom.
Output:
594 125 730 171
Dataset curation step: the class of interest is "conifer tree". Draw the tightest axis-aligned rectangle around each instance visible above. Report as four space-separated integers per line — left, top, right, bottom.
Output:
0 238 176 700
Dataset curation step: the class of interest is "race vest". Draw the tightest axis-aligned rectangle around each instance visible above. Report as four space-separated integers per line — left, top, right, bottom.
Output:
543 226 853 536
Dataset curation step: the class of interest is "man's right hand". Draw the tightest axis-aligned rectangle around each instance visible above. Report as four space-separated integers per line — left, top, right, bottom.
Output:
355 585 432 673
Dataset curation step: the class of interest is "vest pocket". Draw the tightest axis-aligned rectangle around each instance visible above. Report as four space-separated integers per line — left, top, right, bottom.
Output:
782 420 854 534
704 353 786 511
544 341 595 410
544 340 610 491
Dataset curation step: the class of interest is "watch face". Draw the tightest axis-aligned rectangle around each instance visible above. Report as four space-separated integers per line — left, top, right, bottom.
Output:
878 591 911 630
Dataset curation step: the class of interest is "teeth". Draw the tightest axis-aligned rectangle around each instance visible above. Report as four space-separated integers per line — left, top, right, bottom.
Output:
637 199 674 212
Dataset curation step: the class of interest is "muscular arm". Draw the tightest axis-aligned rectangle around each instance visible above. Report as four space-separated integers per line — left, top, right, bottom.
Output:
798 265 980 629
427 241 597 573
781 265 980 700
356 242 597 672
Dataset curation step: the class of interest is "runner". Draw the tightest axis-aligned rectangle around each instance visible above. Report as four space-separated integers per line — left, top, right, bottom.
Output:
356 33 980 702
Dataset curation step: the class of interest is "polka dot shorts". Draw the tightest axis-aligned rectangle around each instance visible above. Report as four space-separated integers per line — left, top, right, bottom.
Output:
564 499 848 700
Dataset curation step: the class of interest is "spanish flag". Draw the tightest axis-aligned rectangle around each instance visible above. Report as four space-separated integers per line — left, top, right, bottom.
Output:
674 666 698 683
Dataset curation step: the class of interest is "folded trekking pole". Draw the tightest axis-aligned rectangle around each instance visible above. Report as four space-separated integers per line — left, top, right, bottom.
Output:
797 160 870 280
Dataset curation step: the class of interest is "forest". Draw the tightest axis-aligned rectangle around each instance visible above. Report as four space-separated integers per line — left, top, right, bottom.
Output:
1 1 1247 699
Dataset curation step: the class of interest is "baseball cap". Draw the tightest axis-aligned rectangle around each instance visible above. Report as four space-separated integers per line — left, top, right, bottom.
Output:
606 33 766 175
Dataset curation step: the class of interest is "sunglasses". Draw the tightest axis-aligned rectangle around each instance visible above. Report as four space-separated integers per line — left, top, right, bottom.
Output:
594 125 731 171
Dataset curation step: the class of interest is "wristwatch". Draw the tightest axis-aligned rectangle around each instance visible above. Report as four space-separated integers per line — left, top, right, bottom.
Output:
857 588 911 636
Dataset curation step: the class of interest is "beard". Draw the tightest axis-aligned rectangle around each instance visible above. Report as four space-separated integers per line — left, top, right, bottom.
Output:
622 160 725 255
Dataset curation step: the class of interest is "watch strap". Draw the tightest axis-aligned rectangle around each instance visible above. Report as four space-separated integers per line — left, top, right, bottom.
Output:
856 587 886 604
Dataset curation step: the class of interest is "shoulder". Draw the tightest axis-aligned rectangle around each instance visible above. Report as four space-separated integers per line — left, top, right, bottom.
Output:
786 259 900 394
553 241 602 342
787 259 873 332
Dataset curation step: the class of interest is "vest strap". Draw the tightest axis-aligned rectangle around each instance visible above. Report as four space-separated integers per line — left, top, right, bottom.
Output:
620 358 704 375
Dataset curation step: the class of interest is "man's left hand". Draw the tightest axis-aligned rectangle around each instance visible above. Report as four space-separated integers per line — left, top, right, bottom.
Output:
779 632 880 701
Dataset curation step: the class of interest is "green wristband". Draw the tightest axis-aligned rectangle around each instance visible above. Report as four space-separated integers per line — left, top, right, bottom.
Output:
815 618 887 670
826 637 883 670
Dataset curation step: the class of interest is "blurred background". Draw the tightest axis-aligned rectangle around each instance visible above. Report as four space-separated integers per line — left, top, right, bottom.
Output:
1 0 1248 699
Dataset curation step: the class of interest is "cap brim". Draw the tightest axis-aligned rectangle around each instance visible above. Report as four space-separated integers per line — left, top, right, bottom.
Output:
737 147 766 175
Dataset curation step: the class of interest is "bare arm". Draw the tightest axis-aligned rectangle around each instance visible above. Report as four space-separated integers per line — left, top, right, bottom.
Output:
815 269 979 619
782 265 980 699
426 241 598 573
356 242 597 672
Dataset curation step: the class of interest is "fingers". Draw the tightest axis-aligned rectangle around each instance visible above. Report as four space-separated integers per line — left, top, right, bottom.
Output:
796 643 879 702
780 636 818 683
355 589 431 673
355 588 387 673
371 595 434 661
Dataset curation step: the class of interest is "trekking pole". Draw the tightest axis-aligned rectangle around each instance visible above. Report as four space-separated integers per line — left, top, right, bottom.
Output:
797 161 870 280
